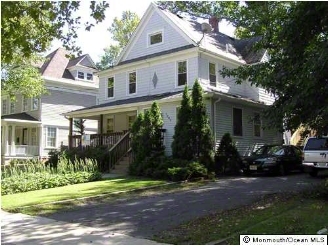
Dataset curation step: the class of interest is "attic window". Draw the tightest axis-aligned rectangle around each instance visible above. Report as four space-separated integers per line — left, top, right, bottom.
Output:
87 73 93 81
149 31 163 46
78 71 84 79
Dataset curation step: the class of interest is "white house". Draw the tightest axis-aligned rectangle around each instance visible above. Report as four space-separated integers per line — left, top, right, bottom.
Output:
1 48 98 163
64 3 282 161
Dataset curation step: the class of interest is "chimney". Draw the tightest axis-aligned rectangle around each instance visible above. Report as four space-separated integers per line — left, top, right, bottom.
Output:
209 16 219 33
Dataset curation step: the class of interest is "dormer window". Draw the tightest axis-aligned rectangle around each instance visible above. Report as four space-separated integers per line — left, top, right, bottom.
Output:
148 30 163 46
78 71 85 79
87 73 93 81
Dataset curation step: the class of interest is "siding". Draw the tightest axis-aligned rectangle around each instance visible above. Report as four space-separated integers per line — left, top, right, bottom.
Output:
98 57 198 104
124 11 190 62
214 100 281 155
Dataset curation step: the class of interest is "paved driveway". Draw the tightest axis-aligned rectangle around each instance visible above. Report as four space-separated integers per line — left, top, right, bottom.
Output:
46 173 324 239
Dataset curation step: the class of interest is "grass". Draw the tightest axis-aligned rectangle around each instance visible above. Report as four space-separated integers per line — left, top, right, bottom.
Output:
1 176 166 210
152 189 328 245
1 176 210 216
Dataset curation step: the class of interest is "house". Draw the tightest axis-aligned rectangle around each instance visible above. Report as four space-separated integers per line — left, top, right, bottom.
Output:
1 48 98 163
64 3 282 164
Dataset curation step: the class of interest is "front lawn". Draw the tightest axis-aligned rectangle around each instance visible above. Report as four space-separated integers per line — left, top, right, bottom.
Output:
153 189 328 245
1 176 167 213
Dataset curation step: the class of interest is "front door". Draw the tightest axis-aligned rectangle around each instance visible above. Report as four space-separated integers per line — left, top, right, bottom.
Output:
22 128 28 145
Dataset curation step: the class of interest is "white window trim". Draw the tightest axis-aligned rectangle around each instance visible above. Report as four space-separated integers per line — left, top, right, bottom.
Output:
107 76 115 98
175 60 188 88
147 29 164 47
31 97 39 111
86 73 93 81
77 71 85 80
208 62 217 86
127 70 137 96
76 71 94 82
44 126 58 149
232 107 243 137
10 100 15 114
22 96 28 112
2 99 8 115
253 112 263 138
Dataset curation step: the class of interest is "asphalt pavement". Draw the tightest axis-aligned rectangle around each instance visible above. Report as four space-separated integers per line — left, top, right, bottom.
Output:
43 173 324 239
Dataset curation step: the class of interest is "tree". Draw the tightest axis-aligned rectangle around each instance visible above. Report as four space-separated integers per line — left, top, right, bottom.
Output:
97 11 140 70
1 1 109 98
191 80 214 163
158 1 328 135
73 119 86 135
172 86 193 160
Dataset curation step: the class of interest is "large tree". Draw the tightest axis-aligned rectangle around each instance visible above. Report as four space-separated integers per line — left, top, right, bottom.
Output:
1 1 109 98
97 11 140 70
158 1 328 135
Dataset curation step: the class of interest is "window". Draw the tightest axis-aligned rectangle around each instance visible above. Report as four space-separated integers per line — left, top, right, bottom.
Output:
31 128 37 145
2 99 7 114
86 73 93 81
10 100 15 114
32 98 39 110
253 113 262 137
209 62 216 86
129 71 136 94
22 96 28 111
177 61 187 86
149 31 163 45
106 118 114 133
107 77 114 98
128 115 136 129
233 108 243 136
45 127 56 147
78 71 85 79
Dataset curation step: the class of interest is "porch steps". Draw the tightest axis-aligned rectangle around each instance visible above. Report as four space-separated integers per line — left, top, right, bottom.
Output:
110 156 130 175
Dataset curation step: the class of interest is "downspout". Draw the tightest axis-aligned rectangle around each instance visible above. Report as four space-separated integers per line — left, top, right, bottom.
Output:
213 98 222 148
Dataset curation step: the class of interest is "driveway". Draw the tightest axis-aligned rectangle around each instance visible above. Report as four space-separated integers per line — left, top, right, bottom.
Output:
45 173 324 239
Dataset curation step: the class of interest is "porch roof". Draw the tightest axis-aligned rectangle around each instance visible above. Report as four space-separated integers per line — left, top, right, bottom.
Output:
1 113 41 124
64 91 183 118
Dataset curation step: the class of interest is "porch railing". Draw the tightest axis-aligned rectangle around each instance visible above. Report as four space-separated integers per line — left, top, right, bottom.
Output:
8 145 39 156
107 130 131 171
69 131 129 149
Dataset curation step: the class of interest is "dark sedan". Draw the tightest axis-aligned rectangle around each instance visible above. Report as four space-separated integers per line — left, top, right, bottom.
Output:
241 145 303 175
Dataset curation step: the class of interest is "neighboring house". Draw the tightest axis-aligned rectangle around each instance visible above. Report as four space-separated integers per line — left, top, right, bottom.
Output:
1 48 98 163
65 3 282 159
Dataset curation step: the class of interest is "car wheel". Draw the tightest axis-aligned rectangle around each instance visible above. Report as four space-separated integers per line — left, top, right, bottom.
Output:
278 164 286 176
309 168 318 177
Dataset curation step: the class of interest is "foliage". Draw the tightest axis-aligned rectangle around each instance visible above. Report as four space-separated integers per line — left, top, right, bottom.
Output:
215 133 241 175
46 146 110 172
1 158 101 195
172 86 193 160
167 161 208 182
191 80 214 165
130 101 164 165
73 119 86 135
159 1 328 135
1 1 109 98
97 11 140 70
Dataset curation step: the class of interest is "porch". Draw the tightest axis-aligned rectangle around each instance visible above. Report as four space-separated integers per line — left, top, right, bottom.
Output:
1 113 42 162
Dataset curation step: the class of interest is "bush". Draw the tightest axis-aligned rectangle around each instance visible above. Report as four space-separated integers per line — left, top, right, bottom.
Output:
1 158 101 195
167 161 208 182
215 133 241 175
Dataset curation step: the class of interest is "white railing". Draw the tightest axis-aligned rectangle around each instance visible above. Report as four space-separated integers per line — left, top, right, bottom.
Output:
8 145 39 156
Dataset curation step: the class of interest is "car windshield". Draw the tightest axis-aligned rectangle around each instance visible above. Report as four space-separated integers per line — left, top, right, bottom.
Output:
253 145 280 155
304 138 328 150
267 146 285 155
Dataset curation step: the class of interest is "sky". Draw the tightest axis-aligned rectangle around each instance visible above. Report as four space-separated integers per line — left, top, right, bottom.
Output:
50 0 235 63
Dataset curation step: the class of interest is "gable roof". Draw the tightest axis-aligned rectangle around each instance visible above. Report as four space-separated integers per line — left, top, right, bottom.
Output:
1 112 39 122
39 48 97 80
115 2 265 67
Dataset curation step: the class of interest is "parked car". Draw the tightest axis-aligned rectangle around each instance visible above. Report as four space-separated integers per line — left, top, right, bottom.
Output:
241 145 303 175
302 136 328 177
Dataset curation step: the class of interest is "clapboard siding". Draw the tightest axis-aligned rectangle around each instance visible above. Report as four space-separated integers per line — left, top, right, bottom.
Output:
214 100 281 155
98 57 198 104
124 11 190 62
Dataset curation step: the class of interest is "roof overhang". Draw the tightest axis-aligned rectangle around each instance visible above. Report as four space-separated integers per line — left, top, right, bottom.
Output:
1 118 42 125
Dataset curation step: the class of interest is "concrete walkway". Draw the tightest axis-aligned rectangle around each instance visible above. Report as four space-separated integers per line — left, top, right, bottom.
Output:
1 210 164 245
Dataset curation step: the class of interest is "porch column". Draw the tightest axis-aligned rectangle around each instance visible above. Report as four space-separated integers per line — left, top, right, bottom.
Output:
4 125 9 156
38 125 43 159
68 117 73 149
11 125 16 156
100 114 103 145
